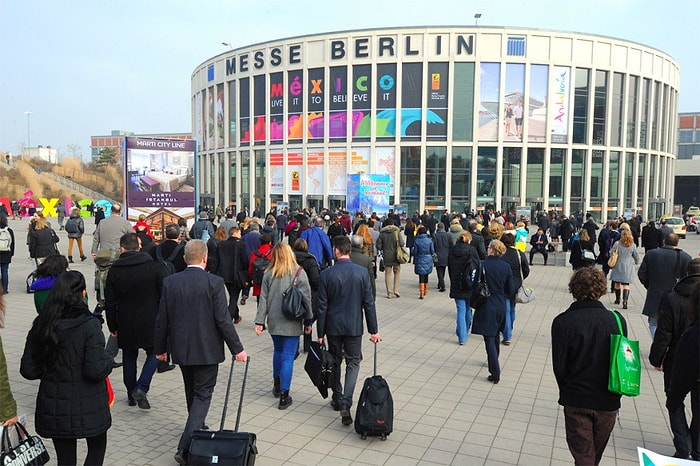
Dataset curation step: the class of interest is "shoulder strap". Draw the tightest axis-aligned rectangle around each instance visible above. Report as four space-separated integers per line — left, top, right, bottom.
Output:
292 266 303 285
517 251 524 280
155 244 165 261
167 242 184 262
611 310 624 336
673 249 682 280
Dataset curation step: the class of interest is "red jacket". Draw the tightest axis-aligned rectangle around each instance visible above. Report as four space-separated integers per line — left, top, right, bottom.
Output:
248 243 273 297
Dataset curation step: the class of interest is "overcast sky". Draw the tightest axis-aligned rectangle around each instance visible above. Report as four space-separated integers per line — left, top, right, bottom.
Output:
1 0 697 160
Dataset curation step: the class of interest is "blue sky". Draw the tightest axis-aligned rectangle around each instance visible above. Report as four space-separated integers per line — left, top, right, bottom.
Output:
1 0 697 160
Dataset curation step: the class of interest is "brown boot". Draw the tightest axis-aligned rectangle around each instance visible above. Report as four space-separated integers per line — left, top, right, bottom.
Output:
419 283 424 299
423 282 428 297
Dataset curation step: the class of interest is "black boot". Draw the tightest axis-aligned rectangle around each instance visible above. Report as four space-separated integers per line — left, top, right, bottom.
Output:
273 378 281 398
278 391 293 410
614 289 621 304
68 256 74 263
623 289 630 309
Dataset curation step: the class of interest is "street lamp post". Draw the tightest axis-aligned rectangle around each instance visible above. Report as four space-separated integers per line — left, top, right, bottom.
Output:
474 13 482 26
221 42 233 50
24 111 32 157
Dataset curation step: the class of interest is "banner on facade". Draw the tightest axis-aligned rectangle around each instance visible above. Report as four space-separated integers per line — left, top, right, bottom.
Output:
550 66 570 144
346 174 391 215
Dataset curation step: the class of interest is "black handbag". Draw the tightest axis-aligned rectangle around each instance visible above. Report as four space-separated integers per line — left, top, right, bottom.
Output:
470 261 490 309
304 341 335 398
378 252 385 272
1 422 50 466
281 267 307 320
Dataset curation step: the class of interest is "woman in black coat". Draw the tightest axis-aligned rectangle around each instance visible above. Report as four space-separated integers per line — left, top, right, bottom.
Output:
29 212 57 264
471 240 515 384
293 238 321 352
500 233 530 345
447 231 480 345
569 229 597 270
20 271 112 466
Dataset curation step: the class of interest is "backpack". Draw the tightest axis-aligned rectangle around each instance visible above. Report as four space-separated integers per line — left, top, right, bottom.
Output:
459 251 477 292
64 218 79 234
200 227 210 242
568 231 579 249
252 249 272 285
156 242 184 276
0 228 11 252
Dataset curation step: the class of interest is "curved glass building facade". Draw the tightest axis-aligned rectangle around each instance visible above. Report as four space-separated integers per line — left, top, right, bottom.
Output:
192 27 679 219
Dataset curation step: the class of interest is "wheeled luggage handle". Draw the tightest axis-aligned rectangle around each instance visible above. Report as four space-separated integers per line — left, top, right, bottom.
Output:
219 356 250 432
373 342 377 377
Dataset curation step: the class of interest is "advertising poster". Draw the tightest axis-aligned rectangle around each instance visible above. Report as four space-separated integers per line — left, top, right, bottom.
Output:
196 92 202 152
479 63 501 141
239 78 251 144
124 137 196 241
269 152 284 194
352 64 372 140
252 75 267 144
307 67 325 142
504 63 524 142
550 66 570 143
328 150 347 195
269 72 284 143
207 86 215 150
426 62 448 139
375 146 395 196
216 84 224 148
346 174 391 215
350 147 370 174
375 63 397 139
228 81 237 146
307 151 325 195
287 152 303 194
329 66 348 140
287 70 303 142
529 64 548 142
346 175 361 212
401 63 423 138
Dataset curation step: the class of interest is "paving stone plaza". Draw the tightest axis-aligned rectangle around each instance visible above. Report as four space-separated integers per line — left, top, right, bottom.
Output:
2 217 699 465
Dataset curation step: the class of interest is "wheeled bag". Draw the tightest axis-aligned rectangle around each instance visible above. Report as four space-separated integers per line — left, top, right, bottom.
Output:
355 343 393 440
187 357 257 465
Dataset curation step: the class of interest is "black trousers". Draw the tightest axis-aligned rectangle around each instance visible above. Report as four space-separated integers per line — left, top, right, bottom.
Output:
563 406 616 465
436 265 447 290
225 282 242 319
178 364 219 452
53 432 107 466
529 248 548 264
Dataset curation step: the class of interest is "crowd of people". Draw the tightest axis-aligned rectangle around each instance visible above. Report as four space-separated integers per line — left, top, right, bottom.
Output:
0 203 698 464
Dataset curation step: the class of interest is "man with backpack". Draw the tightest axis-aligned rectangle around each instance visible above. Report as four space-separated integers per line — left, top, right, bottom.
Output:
188 211 215 242
247 234 273 305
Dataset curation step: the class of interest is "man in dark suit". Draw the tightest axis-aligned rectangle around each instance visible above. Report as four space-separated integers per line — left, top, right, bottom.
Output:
638 233 692 337
468 220 487 260
105 233 165 409
641 220 662 252
155 240 248 465
349 235 375 298
213 226 249 323
529 228 549 265
317 235 381 427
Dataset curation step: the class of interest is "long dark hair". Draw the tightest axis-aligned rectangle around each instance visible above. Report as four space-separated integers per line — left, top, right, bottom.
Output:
29 271 88 375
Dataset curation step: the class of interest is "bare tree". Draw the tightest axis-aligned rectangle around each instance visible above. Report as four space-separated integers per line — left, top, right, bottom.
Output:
66 143 82 160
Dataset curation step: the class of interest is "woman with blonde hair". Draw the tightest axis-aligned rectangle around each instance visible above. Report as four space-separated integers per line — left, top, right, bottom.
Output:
29 212 58 265
471 240 514 383
355 223 375 264
255 242 313 410
609 229 639 309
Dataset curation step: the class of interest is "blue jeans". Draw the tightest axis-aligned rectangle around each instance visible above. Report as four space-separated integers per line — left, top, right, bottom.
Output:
503 298 515 341
271 335 298 391
455 299 472 344
648 314 658 338
122 348 159 396
0 263 8 293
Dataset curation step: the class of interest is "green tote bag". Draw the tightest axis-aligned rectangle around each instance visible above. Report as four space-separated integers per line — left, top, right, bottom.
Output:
608 310 641 396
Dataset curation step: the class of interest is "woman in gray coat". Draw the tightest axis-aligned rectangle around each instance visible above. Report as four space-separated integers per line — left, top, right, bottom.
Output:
609 228 639 309
255 242 312 410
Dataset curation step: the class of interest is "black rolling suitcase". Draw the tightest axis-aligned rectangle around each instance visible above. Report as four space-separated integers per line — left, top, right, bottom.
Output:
355 343 393 440
187 357 257 465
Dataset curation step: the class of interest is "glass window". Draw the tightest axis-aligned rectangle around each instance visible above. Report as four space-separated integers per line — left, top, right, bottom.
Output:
571 149 585 199
503 147 521 197
549 149 565 201
425 146 446 201
637 153 646 199
239 78 250 146
476 147 497 200
608 151 620 203
624 152 634 209
451 147 471 211
652 81 661 150
478 63 500 141
241 150 250 208
401 63 423 141
228 81 237 147
254 150 265 200
649 155 657 198
611 73 624 147
229 153 237 204
660 84 669 152
626 76 638 147
526 148 544 197
573 68 589 144
592 70 607 145
452 63 474 142
590 150 604 198
218 153 225 206
680 130 694 143
400 146 421 213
